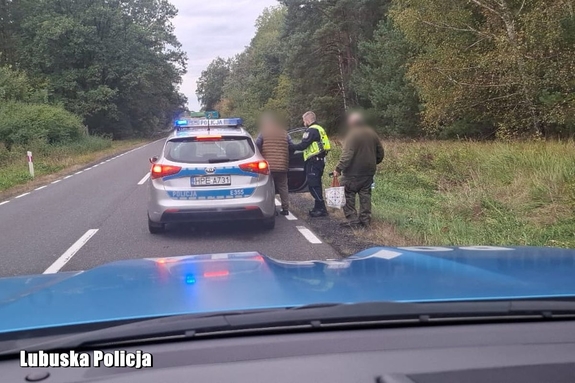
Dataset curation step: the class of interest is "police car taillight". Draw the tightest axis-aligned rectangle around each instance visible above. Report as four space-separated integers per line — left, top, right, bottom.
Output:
239 160 269 175
151 164 182 179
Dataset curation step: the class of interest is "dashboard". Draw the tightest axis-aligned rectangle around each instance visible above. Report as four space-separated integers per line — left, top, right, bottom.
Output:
3 320 575 382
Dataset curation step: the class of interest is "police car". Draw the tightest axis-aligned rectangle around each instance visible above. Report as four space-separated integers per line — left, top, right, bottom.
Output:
147 118 308 234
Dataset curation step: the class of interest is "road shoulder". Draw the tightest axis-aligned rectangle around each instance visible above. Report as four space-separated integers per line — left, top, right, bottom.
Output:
289 193 411 256
0 139 153 202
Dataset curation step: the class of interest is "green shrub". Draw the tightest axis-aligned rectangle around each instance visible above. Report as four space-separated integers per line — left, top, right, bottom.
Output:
0 102 83 149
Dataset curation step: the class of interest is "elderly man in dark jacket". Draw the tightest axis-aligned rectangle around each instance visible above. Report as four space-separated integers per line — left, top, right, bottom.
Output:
255 113 293 216
334 112 384 228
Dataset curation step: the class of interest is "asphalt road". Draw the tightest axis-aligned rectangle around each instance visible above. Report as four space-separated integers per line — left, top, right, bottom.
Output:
0 140 339 278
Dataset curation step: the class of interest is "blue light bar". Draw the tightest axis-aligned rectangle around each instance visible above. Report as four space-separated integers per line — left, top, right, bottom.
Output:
175 118 243 129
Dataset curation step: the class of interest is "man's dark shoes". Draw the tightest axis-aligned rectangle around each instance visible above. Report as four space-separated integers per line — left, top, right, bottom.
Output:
280 209 289 216
341 220 367 229
309 210 328 218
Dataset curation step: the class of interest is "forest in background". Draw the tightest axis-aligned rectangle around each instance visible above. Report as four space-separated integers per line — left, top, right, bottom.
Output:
197 0 575 139
0 0 187 143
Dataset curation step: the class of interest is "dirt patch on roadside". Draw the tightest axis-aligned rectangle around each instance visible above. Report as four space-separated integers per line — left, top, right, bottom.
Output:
289 193 411 257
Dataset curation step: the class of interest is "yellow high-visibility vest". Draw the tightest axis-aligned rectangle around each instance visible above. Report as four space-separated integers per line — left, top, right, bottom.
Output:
303 124 331 161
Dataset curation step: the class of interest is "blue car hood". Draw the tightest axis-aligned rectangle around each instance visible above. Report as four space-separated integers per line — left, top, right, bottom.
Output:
1 246 575 334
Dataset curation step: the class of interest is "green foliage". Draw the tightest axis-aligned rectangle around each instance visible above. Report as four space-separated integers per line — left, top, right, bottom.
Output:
197 57 231 111
0 102 84 148
391 0 575 138
215 6 289 130
196 0 575 139
1 0 186 138
201 1 388 133
354 19 421 137
0 66 47 103
324 140 575 247
279 0 389 130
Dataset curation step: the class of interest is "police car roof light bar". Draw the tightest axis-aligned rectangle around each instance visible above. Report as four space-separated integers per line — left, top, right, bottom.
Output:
174 118 243 131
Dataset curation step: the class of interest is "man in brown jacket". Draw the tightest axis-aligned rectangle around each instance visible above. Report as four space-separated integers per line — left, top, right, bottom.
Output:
255 113 293 216
333 112 384 228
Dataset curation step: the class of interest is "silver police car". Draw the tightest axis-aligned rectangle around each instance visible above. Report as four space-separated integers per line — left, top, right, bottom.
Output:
147 118 308 234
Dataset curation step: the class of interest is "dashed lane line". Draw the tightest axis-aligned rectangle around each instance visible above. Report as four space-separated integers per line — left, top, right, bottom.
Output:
296 226 322 244
137 173 151 185
1 139 164 207
285 212 298 221
43 229 99 274
275 198 298 220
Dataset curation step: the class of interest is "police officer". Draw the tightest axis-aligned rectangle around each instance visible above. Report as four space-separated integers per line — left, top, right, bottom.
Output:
290 111 331 217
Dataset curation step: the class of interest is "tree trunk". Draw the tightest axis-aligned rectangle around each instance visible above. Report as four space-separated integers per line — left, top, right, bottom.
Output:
337 51 348 111
498 0 542 136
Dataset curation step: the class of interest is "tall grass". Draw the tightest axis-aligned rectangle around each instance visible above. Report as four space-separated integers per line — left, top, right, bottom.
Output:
0 136 113 191
325 140 575 248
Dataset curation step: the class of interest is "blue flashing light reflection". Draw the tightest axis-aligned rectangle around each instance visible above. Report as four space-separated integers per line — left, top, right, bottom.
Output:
185 274 196 285
176 119 188 126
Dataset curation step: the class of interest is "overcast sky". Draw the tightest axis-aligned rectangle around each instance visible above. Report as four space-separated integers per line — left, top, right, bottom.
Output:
171 0 278 111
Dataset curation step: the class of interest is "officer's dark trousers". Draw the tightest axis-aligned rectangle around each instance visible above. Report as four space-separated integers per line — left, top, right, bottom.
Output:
306 157 327 212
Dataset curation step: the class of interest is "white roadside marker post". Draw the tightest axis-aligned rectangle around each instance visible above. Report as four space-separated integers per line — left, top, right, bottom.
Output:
27 151 35 178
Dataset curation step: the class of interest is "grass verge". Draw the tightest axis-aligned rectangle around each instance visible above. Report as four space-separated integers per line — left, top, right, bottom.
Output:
324 140 575 248
0 136 148 195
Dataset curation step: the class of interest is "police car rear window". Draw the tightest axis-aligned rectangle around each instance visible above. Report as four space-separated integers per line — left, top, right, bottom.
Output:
165 137 255 164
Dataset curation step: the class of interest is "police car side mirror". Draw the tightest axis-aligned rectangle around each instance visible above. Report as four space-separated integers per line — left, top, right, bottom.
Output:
149 156 158 164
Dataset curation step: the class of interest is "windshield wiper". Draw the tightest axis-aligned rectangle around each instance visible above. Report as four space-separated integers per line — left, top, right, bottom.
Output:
3 300 575 356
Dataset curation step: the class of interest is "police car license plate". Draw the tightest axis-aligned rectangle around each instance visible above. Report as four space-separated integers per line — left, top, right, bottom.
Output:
191 175 232 186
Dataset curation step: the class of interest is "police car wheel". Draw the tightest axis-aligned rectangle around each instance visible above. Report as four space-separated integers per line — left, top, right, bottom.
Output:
262 216 275 230
148 216 165 234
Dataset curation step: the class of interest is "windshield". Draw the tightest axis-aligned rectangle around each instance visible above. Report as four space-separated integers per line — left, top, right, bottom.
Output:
1 0 574 363
164 137 255 163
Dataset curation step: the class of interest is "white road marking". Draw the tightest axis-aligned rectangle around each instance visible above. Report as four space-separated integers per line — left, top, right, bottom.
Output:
43 229 99 274
15 192 30 199
35 185 47 191
138 173 151 185
51 179 62 184
275 198 297 220
74 171 83 175
92 164 99 168
296 226 322 244
285 212 298 221
0 201 9 206
64 175 73 179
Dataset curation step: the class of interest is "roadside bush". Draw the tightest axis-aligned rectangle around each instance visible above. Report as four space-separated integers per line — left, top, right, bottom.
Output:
0 102 83 149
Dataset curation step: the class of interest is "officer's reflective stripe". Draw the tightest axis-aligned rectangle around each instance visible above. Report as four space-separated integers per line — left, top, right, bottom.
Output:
303 124 331 161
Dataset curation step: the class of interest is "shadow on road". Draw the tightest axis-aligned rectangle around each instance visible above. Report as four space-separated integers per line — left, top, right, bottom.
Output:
161 221 266 242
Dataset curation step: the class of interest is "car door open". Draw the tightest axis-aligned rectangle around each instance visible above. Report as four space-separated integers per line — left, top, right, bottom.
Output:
287 128 308 193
